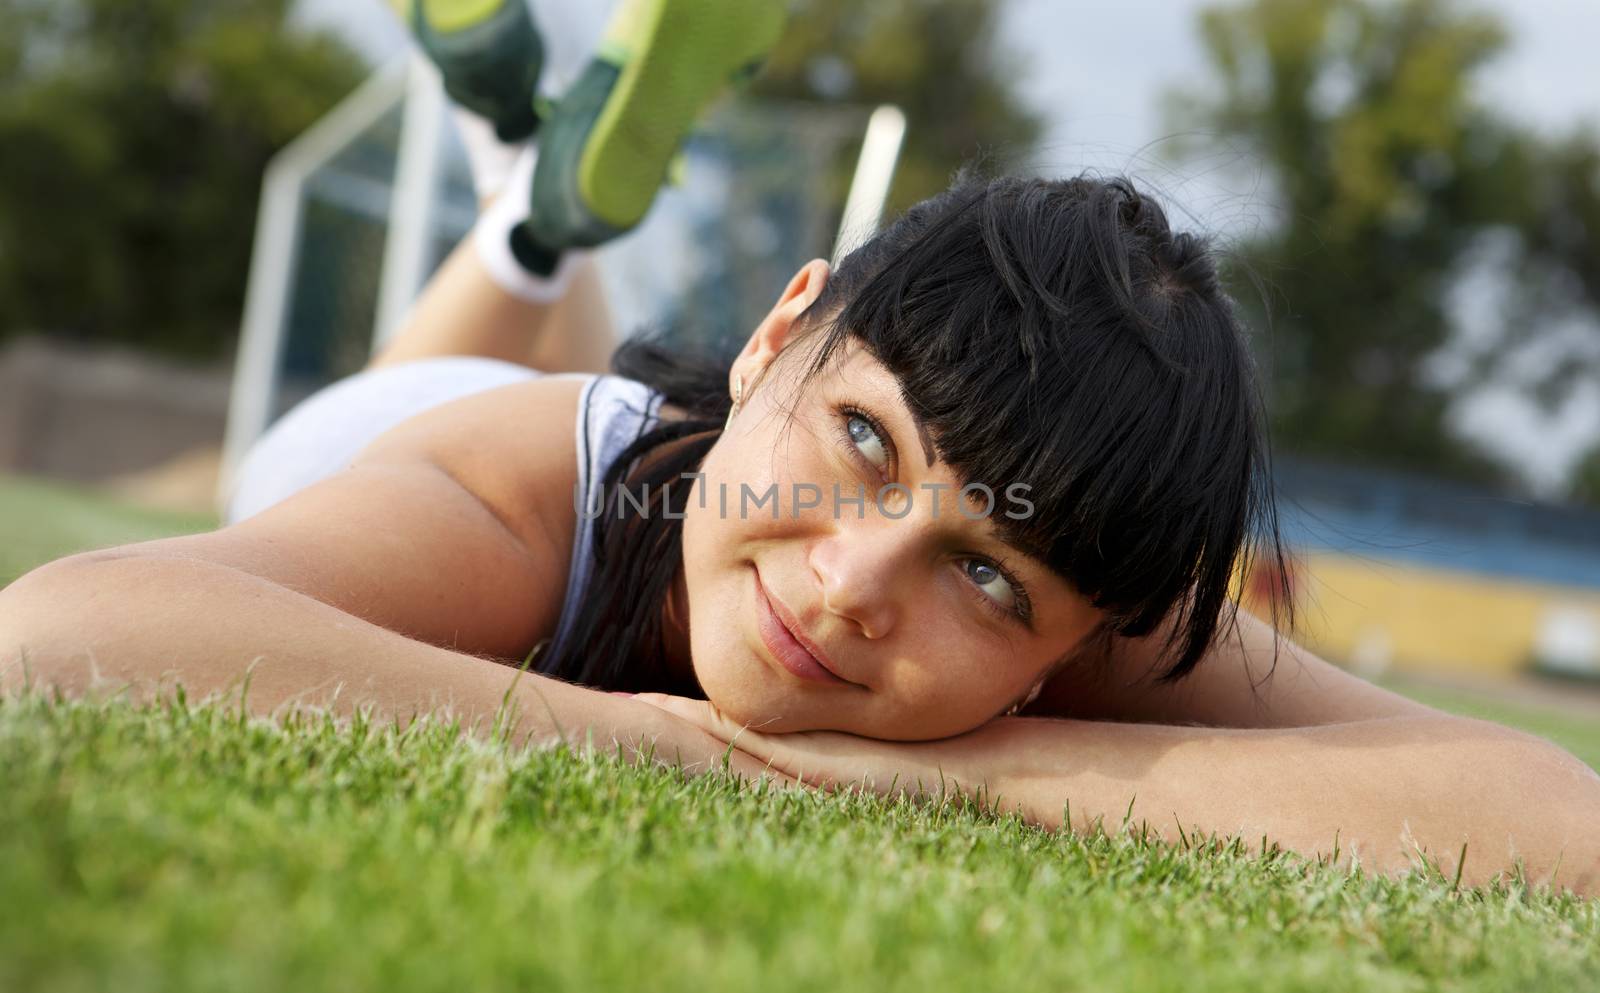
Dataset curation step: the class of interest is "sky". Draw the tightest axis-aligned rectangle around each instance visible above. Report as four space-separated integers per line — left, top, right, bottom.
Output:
296 0 1600 494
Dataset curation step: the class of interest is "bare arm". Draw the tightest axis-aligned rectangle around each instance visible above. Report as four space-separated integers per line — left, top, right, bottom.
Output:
1033 607 1435 728
0 550 787 780
987 713 1600 893
638 697 1600 895
0 381 780 780
3 550 557 742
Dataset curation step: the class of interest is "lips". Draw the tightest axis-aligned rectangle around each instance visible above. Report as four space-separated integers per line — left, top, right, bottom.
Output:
753 566 851 686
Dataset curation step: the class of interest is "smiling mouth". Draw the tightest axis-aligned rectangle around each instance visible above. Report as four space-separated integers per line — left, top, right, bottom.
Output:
752 566 852 686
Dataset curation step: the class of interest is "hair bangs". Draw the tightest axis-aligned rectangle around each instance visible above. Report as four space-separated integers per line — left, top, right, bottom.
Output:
790 173 1288 682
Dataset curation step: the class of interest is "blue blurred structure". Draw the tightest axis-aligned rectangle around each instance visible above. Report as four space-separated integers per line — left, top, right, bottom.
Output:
1278 458 1600 590
1269 458 1600 679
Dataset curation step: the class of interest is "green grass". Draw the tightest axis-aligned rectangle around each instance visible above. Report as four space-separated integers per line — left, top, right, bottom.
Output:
4 475 1599 990
2 692 1596 993
0 473 215 587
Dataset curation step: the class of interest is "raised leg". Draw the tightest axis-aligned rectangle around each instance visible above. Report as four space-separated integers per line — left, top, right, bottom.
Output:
369 0 791 376
365 228 617 374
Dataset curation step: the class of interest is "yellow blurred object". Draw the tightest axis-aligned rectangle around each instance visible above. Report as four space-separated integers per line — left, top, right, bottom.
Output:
1270 552 1600 678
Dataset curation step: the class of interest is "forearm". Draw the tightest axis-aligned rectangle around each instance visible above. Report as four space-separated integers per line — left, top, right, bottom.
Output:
988 714 1600 893
0 554 590 750
628 694 1600 895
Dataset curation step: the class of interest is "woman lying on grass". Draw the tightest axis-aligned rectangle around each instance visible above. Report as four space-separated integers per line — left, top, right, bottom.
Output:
3 4 1599 895
6 168 1597 895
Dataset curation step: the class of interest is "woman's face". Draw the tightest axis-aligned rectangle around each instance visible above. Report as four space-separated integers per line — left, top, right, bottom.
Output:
676 261 1104 740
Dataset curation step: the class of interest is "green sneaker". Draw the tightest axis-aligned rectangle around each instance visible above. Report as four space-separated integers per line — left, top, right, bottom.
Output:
395 0 546 142
509 0 789 275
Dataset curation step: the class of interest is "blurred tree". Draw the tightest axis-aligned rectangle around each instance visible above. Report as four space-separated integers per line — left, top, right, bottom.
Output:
1167 0 1600 496
749 0 1043 214
0 0 362 360
1570 445 1600 508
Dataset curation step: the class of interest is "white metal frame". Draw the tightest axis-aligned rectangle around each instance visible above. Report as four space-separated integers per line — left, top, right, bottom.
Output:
372 57 448 352
831 104 907 266
219 57 410 508
219 58 905 512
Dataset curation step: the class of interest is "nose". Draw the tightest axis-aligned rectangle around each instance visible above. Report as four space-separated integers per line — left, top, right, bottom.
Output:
807 521 912 640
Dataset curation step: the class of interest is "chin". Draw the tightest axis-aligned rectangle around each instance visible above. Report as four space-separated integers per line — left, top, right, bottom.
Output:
694 663 812 733
687 650 839 735
683 586 809 732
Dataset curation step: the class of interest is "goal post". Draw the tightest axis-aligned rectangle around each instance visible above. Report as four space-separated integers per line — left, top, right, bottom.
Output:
218 57 905 512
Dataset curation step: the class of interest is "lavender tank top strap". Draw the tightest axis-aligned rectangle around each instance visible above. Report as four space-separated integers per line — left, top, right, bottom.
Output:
544 373 666 666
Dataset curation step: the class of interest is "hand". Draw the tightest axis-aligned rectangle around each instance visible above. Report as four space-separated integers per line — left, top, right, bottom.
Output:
534 685 804 790
630 693 1015 805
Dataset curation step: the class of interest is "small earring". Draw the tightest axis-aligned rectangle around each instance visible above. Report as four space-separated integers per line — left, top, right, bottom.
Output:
1002 676 1046 718
723 373 743 431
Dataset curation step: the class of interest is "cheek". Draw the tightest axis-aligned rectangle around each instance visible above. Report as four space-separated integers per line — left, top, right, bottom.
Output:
679 503 752 700
679 500 737 626
880 607 1042 731
690 430 834 548
692 438 785 527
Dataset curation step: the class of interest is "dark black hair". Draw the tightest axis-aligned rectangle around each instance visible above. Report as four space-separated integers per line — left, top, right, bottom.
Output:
535 172 1292 695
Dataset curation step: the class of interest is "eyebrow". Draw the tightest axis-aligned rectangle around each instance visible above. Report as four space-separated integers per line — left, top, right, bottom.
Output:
885 388 1053 569
893 387 938 468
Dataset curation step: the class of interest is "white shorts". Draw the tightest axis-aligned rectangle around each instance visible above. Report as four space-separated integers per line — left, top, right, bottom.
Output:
222 357 544 526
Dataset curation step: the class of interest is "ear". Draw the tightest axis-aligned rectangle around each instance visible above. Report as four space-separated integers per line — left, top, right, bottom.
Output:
730 258 831 397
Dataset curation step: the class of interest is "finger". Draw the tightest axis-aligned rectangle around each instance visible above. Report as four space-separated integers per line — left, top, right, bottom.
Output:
661 734 811 795
628 698 877 791
629 694 736 741
621 696 799 782
634 693 766 747
628 692 704 723
717 748 811 793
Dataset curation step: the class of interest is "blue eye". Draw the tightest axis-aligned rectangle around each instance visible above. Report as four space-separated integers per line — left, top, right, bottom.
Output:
842 411 890 473
847 414 888 468
965 558 1017 611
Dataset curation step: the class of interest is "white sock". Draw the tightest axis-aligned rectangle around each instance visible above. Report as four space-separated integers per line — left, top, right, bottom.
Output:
472 146 585 303
450 106 526 202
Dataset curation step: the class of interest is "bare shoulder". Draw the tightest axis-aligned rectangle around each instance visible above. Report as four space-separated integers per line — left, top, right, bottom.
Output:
30 373 598 664
352 373 591 567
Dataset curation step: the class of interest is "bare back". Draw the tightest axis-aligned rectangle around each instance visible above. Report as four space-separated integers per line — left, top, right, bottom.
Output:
78 376 596 664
